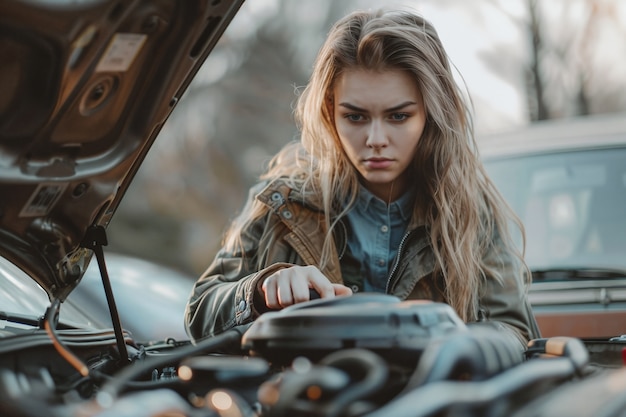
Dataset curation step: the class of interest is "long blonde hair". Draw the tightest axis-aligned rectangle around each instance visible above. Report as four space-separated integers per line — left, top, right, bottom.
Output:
225 9 527 322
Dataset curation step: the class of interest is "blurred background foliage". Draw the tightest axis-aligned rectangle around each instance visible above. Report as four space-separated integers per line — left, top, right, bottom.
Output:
107 0 626 276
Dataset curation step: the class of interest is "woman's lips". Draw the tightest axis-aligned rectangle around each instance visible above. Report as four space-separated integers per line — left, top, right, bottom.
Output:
364 157 393 169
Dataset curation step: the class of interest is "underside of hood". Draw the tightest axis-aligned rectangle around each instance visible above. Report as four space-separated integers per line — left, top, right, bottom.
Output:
0 0 244 300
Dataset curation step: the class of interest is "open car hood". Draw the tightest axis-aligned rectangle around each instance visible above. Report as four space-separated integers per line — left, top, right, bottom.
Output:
0 0 244 300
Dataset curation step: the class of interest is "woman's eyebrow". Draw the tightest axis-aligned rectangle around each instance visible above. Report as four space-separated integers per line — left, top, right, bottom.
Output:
338 101 418 112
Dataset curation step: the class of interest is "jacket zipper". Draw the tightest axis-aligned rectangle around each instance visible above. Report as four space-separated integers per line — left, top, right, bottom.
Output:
385 229 415 294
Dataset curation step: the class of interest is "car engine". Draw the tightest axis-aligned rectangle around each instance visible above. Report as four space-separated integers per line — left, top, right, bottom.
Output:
1 293 625 417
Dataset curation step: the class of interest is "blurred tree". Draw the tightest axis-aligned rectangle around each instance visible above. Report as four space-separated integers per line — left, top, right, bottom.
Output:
483 0 626 121
108 0 362 274
107 0 626 275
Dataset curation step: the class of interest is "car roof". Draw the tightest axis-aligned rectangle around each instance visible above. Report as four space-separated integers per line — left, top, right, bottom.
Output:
478 112 626 160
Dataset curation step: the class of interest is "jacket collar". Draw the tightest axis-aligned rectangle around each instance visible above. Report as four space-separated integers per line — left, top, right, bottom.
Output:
256 176 427 228
256 177 324 213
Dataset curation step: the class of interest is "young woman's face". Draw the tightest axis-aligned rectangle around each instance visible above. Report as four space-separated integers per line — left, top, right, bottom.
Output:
333 69 426 201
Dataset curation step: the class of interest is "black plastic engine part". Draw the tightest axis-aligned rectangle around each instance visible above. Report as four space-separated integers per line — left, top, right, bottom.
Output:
241 293 467 366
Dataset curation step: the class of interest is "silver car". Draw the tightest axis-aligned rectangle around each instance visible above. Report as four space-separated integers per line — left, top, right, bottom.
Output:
481 113 626 338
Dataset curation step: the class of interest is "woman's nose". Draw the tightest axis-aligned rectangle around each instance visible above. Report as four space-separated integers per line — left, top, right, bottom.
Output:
365 120 388 148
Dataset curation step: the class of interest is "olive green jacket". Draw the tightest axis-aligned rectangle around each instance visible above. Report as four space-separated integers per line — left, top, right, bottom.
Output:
185 178 540 350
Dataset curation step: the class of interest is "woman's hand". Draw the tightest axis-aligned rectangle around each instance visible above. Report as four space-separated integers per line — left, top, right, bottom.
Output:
261 265 352 309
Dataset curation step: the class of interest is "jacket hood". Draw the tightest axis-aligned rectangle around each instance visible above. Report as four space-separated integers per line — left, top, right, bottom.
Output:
0 0 244 300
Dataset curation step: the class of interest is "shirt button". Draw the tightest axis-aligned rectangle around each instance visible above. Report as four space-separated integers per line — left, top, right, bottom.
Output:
237 300 246 311
282 210 293 219
350 285 360 293
380 225 389 233
378 259 385 266
271 192 283 202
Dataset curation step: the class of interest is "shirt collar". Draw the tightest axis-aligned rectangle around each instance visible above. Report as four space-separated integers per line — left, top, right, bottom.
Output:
356 184 415 222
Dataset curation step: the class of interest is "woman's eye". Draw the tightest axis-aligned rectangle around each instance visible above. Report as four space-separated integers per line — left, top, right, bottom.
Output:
389 113 409 121
345 113 365 122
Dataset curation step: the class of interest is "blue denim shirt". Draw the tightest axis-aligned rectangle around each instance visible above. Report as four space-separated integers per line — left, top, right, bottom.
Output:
342 185 414 292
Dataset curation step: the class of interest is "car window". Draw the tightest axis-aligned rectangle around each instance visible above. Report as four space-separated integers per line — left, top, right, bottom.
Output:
485 147 626 271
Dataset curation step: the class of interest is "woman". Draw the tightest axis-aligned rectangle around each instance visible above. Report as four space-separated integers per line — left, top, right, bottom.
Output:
185 8 540 350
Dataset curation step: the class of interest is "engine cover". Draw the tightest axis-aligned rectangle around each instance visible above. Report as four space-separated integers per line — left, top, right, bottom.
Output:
241 293 467 366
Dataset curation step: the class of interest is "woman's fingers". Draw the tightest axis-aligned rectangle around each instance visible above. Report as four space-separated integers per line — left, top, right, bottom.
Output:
261 277 280 309
276 275 295 307
262 267 307 308
262 265 347 309
332 283 353 297
304 266 335 299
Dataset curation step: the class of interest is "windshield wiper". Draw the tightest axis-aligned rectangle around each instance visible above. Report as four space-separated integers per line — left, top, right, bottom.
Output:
0 311 41 328
532 267 626 281
0 311 81 330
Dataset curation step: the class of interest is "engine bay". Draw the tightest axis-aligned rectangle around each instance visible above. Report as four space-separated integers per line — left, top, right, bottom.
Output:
1 293 625 417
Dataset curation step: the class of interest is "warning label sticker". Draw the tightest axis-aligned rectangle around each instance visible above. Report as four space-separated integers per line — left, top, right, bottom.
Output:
19 183 68 217
95 33 147 72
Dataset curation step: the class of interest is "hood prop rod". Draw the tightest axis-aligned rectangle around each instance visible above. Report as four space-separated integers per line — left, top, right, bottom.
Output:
81 225 130 365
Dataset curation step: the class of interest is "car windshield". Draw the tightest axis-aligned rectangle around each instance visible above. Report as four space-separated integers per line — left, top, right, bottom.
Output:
0 256 105 333
485 147 626 273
